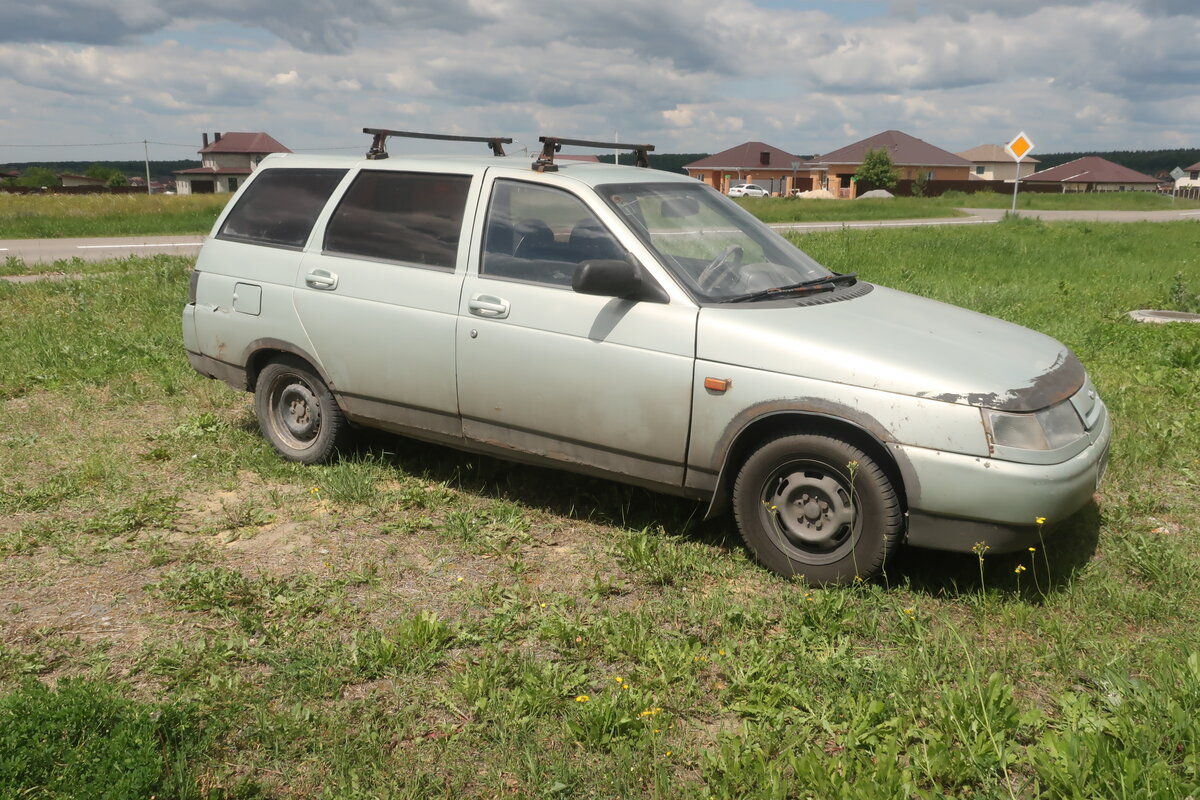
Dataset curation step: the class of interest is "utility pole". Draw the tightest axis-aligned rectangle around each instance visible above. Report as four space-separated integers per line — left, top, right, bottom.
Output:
143 140 152 195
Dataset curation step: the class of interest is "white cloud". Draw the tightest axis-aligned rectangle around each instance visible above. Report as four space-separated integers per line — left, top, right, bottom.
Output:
0 0 1196 162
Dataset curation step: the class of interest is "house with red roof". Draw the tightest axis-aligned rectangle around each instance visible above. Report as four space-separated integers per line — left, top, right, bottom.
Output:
174 132 291 195
1176 160 1200 190
683 142 808 195
806 130 973 197
1022 157 1159 192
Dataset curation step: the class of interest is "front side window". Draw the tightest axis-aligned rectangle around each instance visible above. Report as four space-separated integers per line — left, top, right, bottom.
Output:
324 171 471 270
597 181 831 302
218 168 346 249
481 180 624 287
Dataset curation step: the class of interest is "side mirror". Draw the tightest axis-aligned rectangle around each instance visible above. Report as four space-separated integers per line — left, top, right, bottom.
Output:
572 259 668 303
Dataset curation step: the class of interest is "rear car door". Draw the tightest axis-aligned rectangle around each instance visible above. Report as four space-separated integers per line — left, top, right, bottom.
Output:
292 167 480 439
455 171 697 486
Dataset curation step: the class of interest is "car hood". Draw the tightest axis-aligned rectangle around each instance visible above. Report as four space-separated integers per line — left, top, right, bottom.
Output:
697 284 1084 412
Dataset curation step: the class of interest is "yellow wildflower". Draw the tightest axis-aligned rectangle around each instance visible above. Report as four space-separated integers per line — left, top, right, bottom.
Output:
575 695 589 703
1014 564 1026 574
1035 516 1046 525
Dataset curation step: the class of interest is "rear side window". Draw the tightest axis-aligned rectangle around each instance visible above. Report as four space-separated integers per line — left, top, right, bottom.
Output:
323 171 472 270
218 168 347 249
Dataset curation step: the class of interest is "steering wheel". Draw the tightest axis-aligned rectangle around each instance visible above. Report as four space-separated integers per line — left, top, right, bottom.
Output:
696 244 743 292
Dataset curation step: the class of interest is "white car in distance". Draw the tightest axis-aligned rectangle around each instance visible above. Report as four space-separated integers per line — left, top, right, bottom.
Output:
727 183 770 197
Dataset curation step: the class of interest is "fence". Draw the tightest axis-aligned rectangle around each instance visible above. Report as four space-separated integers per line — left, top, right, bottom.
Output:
858 179 1064 198
0 185 150 195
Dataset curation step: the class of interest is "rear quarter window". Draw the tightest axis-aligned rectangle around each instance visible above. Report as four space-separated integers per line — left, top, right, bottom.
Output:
217 168 347 249
322 171 472 270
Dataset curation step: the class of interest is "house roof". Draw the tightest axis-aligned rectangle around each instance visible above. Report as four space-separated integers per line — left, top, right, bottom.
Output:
683 141 803 171
2 170 20 178
1024 156 1159 185
1186 161 1200 172
956 144 1040 164
58 173 106 182
813 130 972 168
174 166 254 176
200 132 291 155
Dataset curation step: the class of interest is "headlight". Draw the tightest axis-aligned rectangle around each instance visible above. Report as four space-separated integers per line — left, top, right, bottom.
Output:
984 401 1084 451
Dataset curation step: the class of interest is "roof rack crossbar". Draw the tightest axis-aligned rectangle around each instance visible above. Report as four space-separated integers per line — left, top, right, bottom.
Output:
533 136 655 172
363 127 513 160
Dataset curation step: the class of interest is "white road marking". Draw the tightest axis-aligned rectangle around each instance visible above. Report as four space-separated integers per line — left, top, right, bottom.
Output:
75 242 199 250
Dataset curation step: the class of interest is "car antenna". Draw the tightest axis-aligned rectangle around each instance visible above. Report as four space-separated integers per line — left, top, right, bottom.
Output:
362 128 513 160
533 136 654 172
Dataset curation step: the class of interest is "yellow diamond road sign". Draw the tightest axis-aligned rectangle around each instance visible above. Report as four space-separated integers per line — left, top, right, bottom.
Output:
1007 132 1034 161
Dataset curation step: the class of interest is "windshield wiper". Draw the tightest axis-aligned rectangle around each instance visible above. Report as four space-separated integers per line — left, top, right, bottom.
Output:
722 272 858 304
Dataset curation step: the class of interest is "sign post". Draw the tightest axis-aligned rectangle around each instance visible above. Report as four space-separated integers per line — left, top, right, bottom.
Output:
1170 166 1185 203
1005 132 1034 212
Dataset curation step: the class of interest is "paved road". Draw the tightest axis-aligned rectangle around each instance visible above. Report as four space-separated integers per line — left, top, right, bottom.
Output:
773 206 1200 234
962 207 1200 223
0 234 205 265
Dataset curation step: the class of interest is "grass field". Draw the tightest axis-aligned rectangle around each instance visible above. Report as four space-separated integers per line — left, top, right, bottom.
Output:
0 193 227 238
1 220 1199 798
738 189 1200 222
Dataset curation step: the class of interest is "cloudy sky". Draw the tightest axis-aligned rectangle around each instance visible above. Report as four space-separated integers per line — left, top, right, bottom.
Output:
1 0 1198 163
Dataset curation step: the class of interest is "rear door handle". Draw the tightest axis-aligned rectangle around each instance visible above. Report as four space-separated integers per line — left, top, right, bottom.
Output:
305 269 338 290
468 294 510 319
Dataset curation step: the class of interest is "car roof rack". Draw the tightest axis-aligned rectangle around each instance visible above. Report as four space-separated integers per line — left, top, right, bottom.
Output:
363 128 513 160
533 136 654 172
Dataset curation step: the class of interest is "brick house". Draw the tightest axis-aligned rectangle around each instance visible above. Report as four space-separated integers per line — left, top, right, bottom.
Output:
1022 157 1160 192
174 132 291 195
683 142 809 195
956 144 1040 182
806 130 973 197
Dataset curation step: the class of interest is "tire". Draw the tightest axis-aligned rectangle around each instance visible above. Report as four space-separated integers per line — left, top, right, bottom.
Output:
254 357 348 464
732 433 902 585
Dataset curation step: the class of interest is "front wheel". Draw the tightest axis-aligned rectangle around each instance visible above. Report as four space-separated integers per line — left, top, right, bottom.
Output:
254 357 348 464
732 433 902 585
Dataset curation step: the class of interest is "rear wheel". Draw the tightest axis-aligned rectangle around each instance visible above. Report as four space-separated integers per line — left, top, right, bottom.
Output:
254 357 348 464
732 433 902 585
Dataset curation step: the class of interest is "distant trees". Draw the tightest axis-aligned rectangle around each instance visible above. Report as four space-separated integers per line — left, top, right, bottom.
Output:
855 148 899 190
15 167 58 188
85 164 129 187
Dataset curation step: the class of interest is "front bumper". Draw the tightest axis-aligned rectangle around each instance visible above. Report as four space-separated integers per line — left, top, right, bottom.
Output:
897 401 1111 554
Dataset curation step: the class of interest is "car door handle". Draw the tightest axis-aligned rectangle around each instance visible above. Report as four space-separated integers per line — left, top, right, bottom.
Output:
468 294 510 319
305 269 338 290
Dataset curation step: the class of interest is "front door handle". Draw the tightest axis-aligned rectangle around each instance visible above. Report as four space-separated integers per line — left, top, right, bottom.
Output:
305 269 338 290
468 294 510 319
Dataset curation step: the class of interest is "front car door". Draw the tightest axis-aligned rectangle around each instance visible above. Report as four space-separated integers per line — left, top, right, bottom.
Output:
455 170 697 488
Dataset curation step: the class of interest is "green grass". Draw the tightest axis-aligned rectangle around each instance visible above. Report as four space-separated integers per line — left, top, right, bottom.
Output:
737 188 1200 222
0 192 228 238
737 195 968 222
0 228 1198 797
946 189 1200 211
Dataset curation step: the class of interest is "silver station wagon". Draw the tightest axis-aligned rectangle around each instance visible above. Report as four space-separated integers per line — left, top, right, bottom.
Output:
183 129 1111 585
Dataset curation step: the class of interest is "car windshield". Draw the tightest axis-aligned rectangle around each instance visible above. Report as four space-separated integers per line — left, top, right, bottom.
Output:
596 181 831 302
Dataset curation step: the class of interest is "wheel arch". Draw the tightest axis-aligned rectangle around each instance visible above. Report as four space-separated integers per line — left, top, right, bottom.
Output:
243 339 336 397
703 409 909 521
